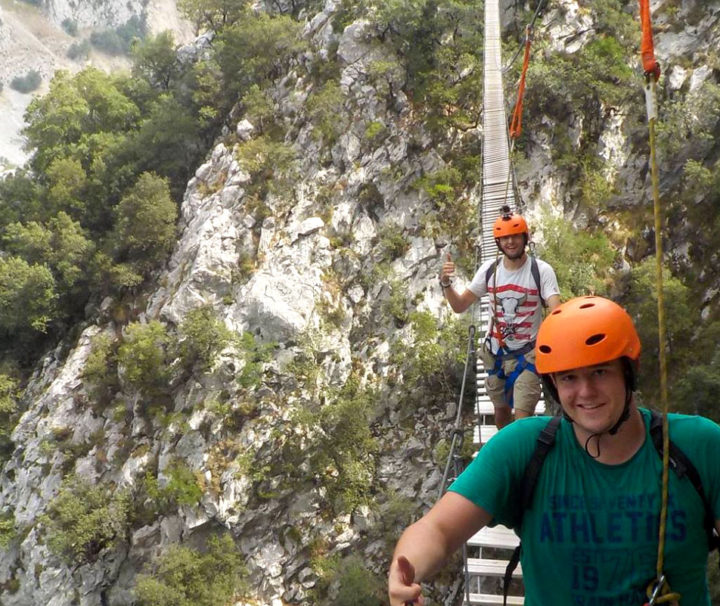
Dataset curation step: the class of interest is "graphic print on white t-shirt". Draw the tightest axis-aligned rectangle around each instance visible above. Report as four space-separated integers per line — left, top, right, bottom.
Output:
489 282 539 347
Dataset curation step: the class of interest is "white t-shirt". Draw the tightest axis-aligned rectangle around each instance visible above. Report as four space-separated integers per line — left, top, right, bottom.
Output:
468 256 560 354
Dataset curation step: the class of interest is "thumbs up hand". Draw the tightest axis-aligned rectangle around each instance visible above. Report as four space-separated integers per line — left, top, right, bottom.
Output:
440 252 455 285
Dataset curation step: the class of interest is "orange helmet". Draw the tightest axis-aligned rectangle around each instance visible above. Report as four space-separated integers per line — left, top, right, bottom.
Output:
493 209 529 239
535 296 641 375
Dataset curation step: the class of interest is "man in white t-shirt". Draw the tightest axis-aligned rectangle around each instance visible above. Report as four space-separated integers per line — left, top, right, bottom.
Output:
440 206 561 428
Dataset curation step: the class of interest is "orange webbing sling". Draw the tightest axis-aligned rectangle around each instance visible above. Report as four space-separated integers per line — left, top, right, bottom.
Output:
509 25 533 139
639 0 661 81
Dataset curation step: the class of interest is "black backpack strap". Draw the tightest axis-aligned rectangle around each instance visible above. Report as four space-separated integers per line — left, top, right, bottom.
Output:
502 545 522 606
485 258 500 290
530 256 545 308
520 416 561 509
503 416 562 605
649 410 720 557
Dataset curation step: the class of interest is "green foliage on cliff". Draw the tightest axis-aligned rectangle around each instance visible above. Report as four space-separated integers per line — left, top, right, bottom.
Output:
134 534 248 606
43 477 131 565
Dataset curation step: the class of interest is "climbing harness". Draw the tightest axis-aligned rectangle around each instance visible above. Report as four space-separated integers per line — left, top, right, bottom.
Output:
486 340 537 409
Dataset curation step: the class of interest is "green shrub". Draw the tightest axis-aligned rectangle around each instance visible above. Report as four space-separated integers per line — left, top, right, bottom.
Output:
237 332 274 389
0 374 19 462
112 172 178 276
382 279 409 326
134 534 248 606
333 555 384 606
90 16 147 56
306 80 345 144
364 120 387 144
43 477 131 565
389 311 470 413
235 136 297 201
117 321 174 397
143 460 203 515
0 511 16 549
620 259 694 405
83 332 120 405
286 378 378 513
67 40 91 61
313 554 383 606
178 305 232 373
10 70 41 94
377 222 410 260
416 166 476 264
61 18 78 36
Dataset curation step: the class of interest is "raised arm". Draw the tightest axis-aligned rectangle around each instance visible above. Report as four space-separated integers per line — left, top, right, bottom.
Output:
440 253 479 313
388 492 492 606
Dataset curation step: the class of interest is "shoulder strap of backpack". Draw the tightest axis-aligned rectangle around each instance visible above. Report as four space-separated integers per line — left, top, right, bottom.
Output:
530 256 545 308
485 258 500 290
648 410 720 558
503 416 562 605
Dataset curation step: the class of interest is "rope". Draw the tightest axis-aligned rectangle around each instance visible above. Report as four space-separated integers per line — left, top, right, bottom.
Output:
509 25 533 139
638 1 676 603
503 0 547 73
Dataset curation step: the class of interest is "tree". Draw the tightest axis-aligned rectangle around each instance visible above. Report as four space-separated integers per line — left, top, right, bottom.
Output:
0 256 56 336
215 13 306 102
178 0 250 34
23 69 141 177
620 259 694 405
3 213 94 301
131 31 181 91
47 212 95 295
0 170 44 228
45 156 88 218
112 172 178 275
2 221 52 265
125 96 201 195
535 211 616 300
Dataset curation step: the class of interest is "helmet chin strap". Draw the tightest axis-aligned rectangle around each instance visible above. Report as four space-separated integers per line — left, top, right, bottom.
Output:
563 386 633 459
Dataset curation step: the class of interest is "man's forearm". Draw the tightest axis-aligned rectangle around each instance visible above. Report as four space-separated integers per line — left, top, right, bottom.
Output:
442 286 475 314
391 517 453 583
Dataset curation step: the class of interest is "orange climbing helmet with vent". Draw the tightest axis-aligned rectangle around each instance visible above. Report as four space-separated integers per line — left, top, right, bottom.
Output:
536 296 641 375
493 206 529 239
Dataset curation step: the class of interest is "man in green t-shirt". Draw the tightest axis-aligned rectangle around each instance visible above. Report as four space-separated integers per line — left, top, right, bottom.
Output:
388 296 720 606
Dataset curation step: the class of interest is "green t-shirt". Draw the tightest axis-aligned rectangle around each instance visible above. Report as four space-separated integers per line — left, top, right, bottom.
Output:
449 409 720 605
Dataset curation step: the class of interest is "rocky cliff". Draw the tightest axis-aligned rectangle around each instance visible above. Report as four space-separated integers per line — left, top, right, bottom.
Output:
1 1 719 605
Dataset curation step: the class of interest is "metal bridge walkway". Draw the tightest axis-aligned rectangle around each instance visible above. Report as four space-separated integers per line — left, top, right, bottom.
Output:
461 0 546 603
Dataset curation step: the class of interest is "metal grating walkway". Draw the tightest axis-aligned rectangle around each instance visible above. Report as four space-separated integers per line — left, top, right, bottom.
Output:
462 0 544 604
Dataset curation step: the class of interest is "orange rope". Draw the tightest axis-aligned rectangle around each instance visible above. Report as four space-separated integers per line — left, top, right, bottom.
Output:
509 26 533 139
639 0 661 80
